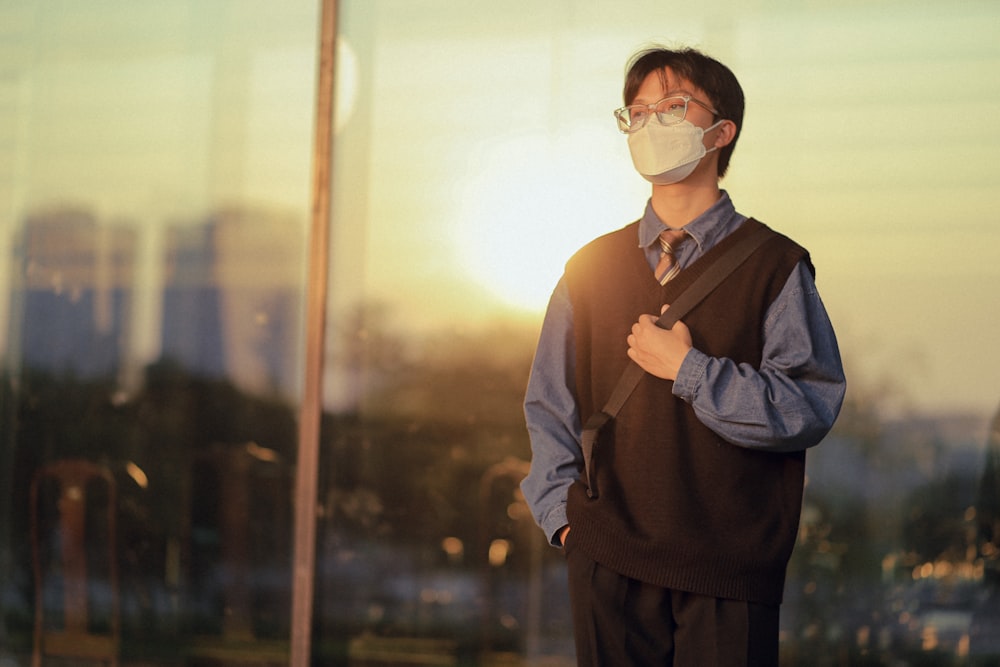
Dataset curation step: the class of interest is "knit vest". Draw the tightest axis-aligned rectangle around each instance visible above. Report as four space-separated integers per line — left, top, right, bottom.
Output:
564 218 811 604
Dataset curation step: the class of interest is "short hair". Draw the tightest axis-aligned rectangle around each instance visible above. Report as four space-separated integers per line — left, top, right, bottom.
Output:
623 47 745 178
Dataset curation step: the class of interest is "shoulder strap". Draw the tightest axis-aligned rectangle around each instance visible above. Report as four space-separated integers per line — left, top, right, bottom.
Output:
603 222 773 418
580 221 774 497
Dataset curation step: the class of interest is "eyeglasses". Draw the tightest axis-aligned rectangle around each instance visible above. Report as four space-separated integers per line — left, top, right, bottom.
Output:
613 95 719 134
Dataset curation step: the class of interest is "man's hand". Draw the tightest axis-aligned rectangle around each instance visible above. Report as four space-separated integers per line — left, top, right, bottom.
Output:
626 304 693 381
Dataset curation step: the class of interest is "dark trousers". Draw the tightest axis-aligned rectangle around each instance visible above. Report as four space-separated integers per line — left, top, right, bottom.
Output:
566 545 780 666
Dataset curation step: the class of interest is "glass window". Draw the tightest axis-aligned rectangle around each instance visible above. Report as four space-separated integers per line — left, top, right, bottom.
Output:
317 1 1000 664
0 2 317 663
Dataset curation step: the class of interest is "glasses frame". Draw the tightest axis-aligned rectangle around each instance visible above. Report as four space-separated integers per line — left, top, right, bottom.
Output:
613 95 719 134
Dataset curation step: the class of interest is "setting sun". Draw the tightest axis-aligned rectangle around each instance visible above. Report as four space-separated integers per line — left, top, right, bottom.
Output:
454 126 645 312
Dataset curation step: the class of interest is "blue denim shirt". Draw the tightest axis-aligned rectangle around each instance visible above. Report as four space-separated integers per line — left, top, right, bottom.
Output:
521 192 846 545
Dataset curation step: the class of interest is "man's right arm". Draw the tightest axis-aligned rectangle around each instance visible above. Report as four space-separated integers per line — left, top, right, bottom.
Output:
520 277 582 547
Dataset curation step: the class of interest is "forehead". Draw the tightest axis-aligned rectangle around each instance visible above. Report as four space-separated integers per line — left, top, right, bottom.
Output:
633 66 703 103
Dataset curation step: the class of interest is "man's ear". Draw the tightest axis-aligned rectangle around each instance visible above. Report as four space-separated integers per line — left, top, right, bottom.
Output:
713 120 738 149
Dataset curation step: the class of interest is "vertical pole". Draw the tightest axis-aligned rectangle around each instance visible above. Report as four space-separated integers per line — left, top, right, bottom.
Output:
290 1 337 664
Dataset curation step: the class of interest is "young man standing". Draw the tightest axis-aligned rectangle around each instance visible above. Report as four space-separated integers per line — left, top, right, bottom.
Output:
521 47 846 665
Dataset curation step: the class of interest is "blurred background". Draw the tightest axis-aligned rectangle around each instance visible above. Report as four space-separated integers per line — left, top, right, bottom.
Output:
1 0 998 665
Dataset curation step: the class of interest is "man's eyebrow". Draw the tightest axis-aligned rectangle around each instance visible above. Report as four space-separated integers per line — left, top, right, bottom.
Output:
632 89 692 104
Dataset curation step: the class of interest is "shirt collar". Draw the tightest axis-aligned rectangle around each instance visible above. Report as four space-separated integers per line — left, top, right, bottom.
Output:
637 190 744 253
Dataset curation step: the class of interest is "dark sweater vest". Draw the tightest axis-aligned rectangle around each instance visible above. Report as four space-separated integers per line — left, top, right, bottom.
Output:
564 218 811 604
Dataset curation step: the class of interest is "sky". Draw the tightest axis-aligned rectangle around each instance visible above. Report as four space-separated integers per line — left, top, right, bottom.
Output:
342 1 1000 418
5 0 1000 418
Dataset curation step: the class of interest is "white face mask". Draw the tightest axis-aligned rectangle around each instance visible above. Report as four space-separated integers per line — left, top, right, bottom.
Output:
627 119 724 185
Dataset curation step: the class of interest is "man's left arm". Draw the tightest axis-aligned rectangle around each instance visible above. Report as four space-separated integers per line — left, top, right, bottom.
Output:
628 261 846 452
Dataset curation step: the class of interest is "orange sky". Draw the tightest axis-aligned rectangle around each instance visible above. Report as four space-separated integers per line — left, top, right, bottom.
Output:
8 0 1000 417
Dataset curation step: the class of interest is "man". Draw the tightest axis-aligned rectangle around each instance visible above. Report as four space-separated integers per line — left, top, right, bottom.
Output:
520 47 846 666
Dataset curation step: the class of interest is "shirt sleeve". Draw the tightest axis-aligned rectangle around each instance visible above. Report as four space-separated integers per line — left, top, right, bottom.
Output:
671 260 846 452
520 277 583 546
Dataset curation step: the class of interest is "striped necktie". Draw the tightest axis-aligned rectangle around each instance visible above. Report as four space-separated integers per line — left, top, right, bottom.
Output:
655 229 686 284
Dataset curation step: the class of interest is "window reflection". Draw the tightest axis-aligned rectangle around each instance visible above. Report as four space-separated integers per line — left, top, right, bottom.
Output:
313 323 571 662
8 207 303 663
317 1 1000 664
0 2 314 664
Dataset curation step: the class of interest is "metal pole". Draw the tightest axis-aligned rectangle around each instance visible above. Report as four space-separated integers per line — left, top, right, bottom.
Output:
290 1 337 664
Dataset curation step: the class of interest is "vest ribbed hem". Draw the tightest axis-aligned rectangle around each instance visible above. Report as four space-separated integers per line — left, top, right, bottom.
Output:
567 481 789 604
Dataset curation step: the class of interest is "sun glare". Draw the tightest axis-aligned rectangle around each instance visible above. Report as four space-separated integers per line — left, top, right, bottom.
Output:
455 128 640 313
334 38 358 134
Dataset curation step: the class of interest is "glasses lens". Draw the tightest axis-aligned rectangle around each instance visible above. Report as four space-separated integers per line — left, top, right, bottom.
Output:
615 109 631 133
654 97 687 125
616 106 646 133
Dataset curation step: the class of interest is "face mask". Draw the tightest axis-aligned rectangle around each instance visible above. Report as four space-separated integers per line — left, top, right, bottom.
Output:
627 119 724 185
